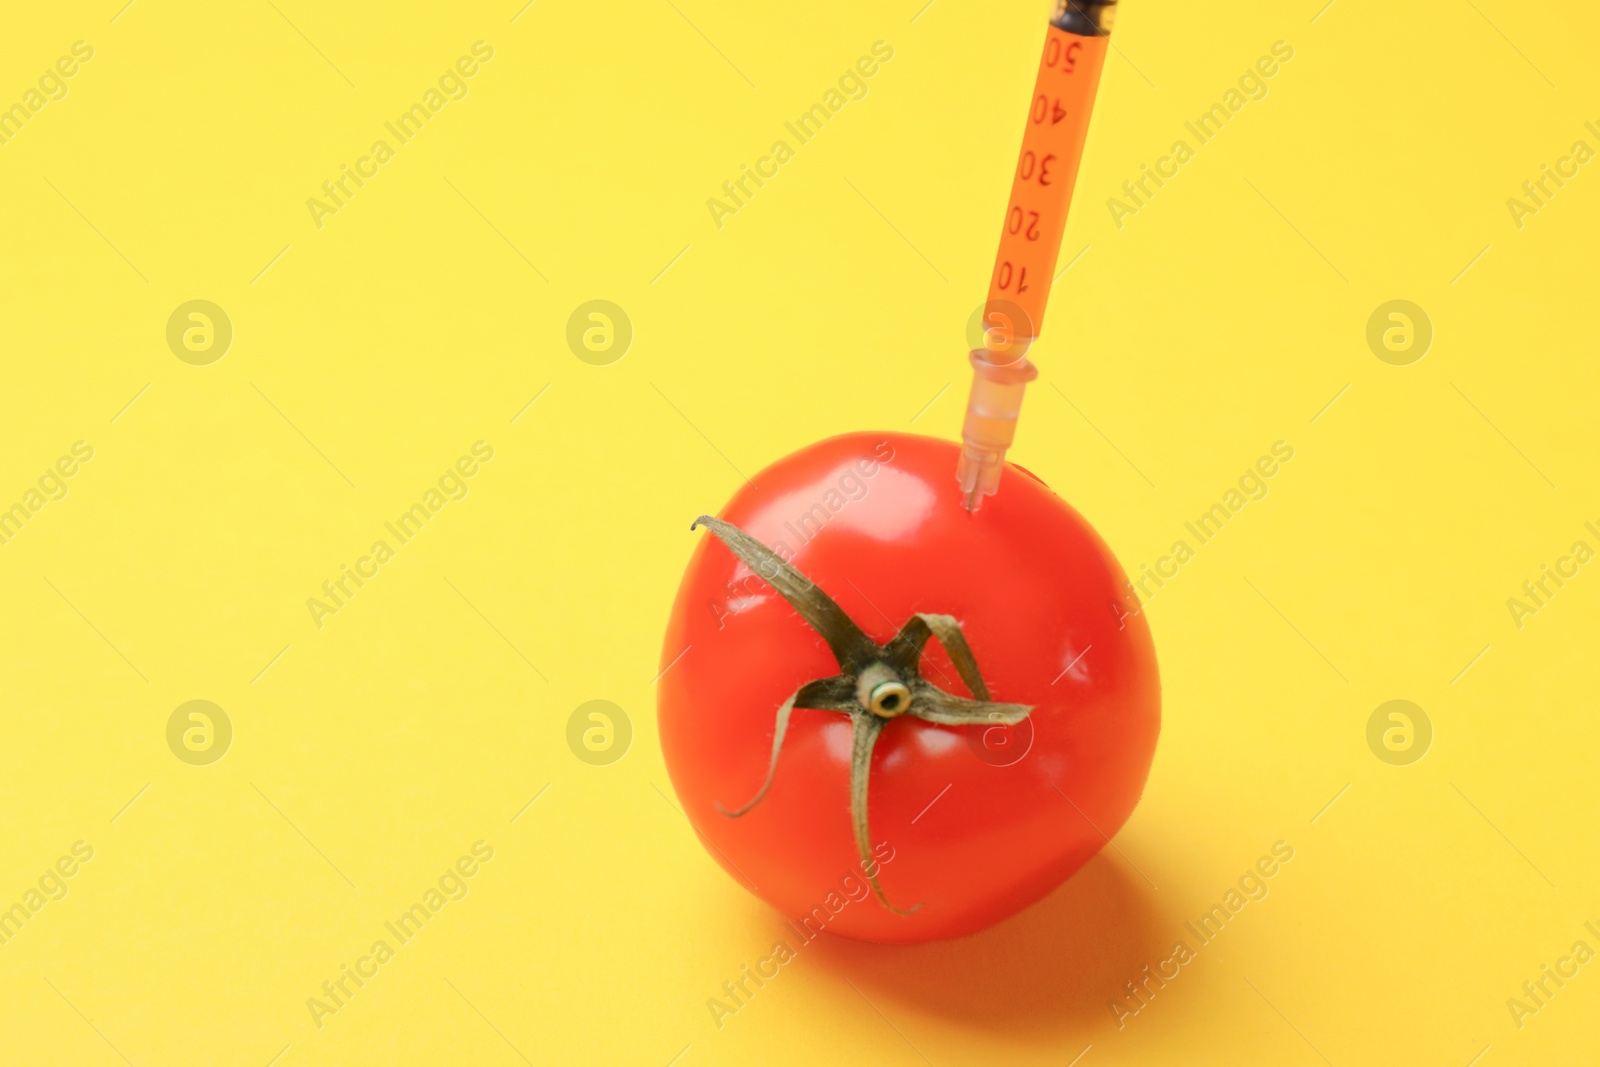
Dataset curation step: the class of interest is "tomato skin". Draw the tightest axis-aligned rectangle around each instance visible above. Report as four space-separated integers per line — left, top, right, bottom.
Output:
658 432 1159 943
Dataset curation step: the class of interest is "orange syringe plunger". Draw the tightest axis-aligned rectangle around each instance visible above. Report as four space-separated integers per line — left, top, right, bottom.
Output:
958 0 1115 510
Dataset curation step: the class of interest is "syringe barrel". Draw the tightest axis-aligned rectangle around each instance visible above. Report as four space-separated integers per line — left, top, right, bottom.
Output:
959 1 1115 508
982 25 1110 346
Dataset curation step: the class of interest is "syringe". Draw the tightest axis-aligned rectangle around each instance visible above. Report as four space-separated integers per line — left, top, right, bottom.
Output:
957 0 1117 510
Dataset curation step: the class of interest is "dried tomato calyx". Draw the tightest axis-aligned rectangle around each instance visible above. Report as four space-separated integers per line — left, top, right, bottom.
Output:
691 515 1034 914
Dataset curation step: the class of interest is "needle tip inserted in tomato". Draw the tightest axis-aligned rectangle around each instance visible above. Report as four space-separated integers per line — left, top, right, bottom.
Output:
958 0 1116 511
957 346 1039 511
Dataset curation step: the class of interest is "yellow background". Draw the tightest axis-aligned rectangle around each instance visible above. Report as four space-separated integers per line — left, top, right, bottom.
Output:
1 0 1597 1063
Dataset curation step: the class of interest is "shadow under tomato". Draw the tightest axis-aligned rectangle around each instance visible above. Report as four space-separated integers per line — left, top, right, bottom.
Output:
808 853 1166 1039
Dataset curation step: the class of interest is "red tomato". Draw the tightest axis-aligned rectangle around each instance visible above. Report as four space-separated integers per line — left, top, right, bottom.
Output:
657 432 1159 943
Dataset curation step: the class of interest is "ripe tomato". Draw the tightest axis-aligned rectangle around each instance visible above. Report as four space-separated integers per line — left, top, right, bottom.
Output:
658 432 1159 943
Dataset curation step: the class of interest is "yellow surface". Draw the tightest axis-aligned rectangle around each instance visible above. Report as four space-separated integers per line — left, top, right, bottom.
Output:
1 1 1597 1064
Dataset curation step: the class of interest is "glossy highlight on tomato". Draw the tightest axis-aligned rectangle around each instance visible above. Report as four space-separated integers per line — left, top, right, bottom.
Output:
658 432 1160 943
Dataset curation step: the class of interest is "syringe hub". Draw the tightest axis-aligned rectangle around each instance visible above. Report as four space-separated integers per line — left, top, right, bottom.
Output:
956 348 1039 511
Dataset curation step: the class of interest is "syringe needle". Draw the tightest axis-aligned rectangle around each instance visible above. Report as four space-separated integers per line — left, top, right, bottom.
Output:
957 348 1038 510
958 0 1116 508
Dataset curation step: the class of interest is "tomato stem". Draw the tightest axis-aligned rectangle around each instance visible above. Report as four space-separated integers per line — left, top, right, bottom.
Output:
692 515 1035 914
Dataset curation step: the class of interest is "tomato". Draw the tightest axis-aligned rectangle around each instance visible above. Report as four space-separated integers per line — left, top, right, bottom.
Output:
657 431 1159 943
